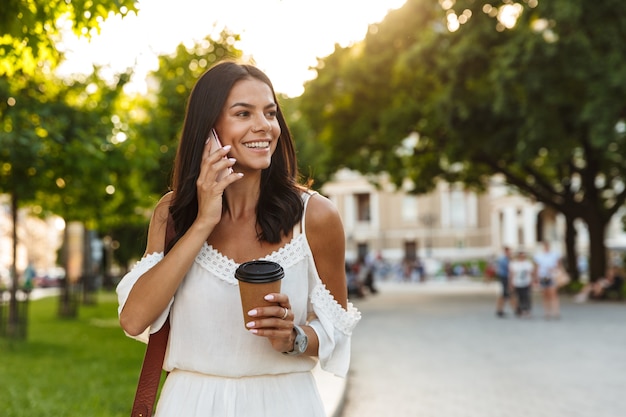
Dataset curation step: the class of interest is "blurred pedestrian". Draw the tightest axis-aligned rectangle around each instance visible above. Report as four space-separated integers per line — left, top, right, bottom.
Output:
575 265 624 302
494 246 514 318
534 241 562 319
509 250 534 318
358 253 378 294
23 262 35 290
346 261 365 298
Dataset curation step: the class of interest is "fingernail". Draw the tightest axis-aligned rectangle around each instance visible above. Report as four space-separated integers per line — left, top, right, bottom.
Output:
264 294 275 301
246 321 255 328
248 309 258 316
223 145 232 151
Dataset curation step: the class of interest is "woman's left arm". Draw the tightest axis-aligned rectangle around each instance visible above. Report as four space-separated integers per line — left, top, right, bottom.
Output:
305 194 348 309
304 194 361 376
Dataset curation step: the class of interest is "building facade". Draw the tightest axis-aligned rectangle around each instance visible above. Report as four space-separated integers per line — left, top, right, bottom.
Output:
320 169 624 275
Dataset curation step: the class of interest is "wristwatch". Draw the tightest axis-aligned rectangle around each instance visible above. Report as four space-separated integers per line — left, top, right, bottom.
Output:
283 325 308 356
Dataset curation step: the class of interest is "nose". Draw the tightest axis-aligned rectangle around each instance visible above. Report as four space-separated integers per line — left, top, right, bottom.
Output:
252 114 272 132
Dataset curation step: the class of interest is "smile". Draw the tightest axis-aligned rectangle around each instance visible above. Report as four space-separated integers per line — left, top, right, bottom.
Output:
245 141 270 149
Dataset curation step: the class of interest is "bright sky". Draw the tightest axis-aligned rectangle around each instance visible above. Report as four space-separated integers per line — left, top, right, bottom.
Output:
57 0 407 97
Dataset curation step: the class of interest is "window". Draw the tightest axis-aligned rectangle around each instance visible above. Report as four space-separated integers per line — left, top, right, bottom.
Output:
449 190 466 228
402 196 418 222
356 193 371 222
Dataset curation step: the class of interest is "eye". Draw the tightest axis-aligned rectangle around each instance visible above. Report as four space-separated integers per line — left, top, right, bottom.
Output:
236 111 250 118
265 106 278 118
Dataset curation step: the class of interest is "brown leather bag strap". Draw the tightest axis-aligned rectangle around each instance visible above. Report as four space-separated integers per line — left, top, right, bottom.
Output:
130 212 176 417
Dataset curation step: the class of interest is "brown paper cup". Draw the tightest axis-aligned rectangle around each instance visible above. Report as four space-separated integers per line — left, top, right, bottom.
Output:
235 260 284 328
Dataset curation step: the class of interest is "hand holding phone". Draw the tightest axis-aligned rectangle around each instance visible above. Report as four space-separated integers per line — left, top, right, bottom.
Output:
207 128 233 181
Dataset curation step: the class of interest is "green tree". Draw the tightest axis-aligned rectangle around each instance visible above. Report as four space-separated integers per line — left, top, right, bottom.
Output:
0 0 136 76
0 68 147 320
0 0 138 335
38 70 153 272
131 31 244 198
277 94 325 188
300 0 626 282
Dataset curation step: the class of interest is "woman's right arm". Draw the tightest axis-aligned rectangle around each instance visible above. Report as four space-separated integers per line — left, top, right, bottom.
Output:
119 144 239 337
118 192 214 336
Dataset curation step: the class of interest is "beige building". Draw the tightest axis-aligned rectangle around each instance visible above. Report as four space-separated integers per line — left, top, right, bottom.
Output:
320 169 610 276
321 169 492 265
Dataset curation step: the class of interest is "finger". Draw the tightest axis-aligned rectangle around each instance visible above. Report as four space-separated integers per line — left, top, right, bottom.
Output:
199 146 233 185
246 317 293 334
264 293 291 308
197 142 220 184
247 304 289 319
213 157 236 180
211 143 232 158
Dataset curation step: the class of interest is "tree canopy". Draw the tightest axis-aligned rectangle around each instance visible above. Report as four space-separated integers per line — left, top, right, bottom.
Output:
0 0 137 76
131 31 245 198
300 0 626 281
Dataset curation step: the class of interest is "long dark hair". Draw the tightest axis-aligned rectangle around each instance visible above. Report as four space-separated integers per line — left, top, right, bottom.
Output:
167 61 304 250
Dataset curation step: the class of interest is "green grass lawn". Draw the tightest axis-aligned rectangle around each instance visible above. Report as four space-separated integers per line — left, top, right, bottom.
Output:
0 292 149 417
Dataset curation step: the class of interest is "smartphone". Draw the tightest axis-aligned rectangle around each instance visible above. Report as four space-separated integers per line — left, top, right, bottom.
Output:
207 128 233 181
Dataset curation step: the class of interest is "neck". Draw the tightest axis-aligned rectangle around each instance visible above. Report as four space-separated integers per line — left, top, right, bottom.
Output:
223 174 261 220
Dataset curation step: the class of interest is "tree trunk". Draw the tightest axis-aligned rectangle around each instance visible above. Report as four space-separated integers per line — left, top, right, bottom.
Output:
7 190 21 338
586 214 608 283
564 215 579 282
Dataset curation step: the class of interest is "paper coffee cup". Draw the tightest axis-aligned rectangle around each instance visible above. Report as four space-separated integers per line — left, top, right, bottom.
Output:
235 260 284 328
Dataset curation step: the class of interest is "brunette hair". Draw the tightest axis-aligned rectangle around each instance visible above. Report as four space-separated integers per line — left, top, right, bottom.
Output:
167 61 303 250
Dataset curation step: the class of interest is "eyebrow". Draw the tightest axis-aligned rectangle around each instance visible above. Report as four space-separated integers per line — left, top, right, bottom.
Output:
229 102 277 110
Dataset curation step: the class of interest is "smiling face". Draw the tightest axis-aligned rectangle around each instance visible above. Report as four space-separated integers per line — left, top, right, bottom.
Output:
214 77 281 173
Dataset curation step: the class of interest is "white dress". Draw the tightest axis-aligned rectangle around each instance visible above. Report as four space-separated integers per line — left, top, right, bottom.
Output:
117 191 361 417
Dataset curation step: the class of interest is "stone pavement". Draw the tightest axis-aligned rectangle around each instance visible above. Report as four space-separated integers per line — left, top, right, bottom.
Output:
336 279 626 417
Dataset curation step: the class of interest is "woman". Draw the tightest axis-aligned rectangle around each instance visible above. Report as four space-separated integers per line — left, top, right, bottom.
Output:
116 61 361 417
533 241 561 319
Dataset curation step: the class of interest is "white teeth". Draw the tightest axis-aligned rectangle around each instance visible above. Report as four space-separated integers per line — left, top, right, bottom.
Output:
245 141 269 149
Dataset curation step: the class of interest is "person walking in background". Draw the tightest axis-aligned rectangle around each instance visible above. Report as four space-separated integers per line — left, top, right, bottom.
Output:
509 250 534 318
575 265 624 302
534 241 562 319
358 252 378 294
494 246 514 318
116 61 361 417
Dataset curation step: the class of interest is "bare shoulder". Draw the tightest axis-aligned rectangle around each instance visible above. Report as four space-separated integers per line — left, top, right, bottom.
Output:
145 191 174 255
153 191 174 222
305 192 342 233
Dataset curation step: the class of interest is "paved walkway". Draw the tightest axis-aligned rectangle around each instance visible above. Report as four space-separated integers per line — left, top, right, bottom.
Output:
337 279 626 417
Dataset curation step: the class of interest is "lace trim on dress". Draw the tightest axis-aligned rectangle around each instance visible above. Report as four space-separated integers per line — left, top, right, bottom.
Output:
195 234 307 285
310 283 361 336
135 251 164 270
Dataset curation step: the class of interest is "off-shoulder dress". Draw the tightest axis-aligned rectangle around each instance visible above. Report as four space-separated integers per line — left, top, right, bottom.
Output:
117 191 361 417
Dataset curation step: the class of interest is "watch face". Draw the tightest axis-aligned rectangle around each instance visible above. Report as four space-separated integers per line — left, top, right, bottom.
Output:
283 325 308 355
297 334 308 353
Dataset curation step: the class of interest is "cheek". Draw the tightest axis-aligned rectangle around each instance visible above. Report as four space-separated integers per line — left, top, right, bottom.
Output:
271 123 282 148
272 121 282 138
